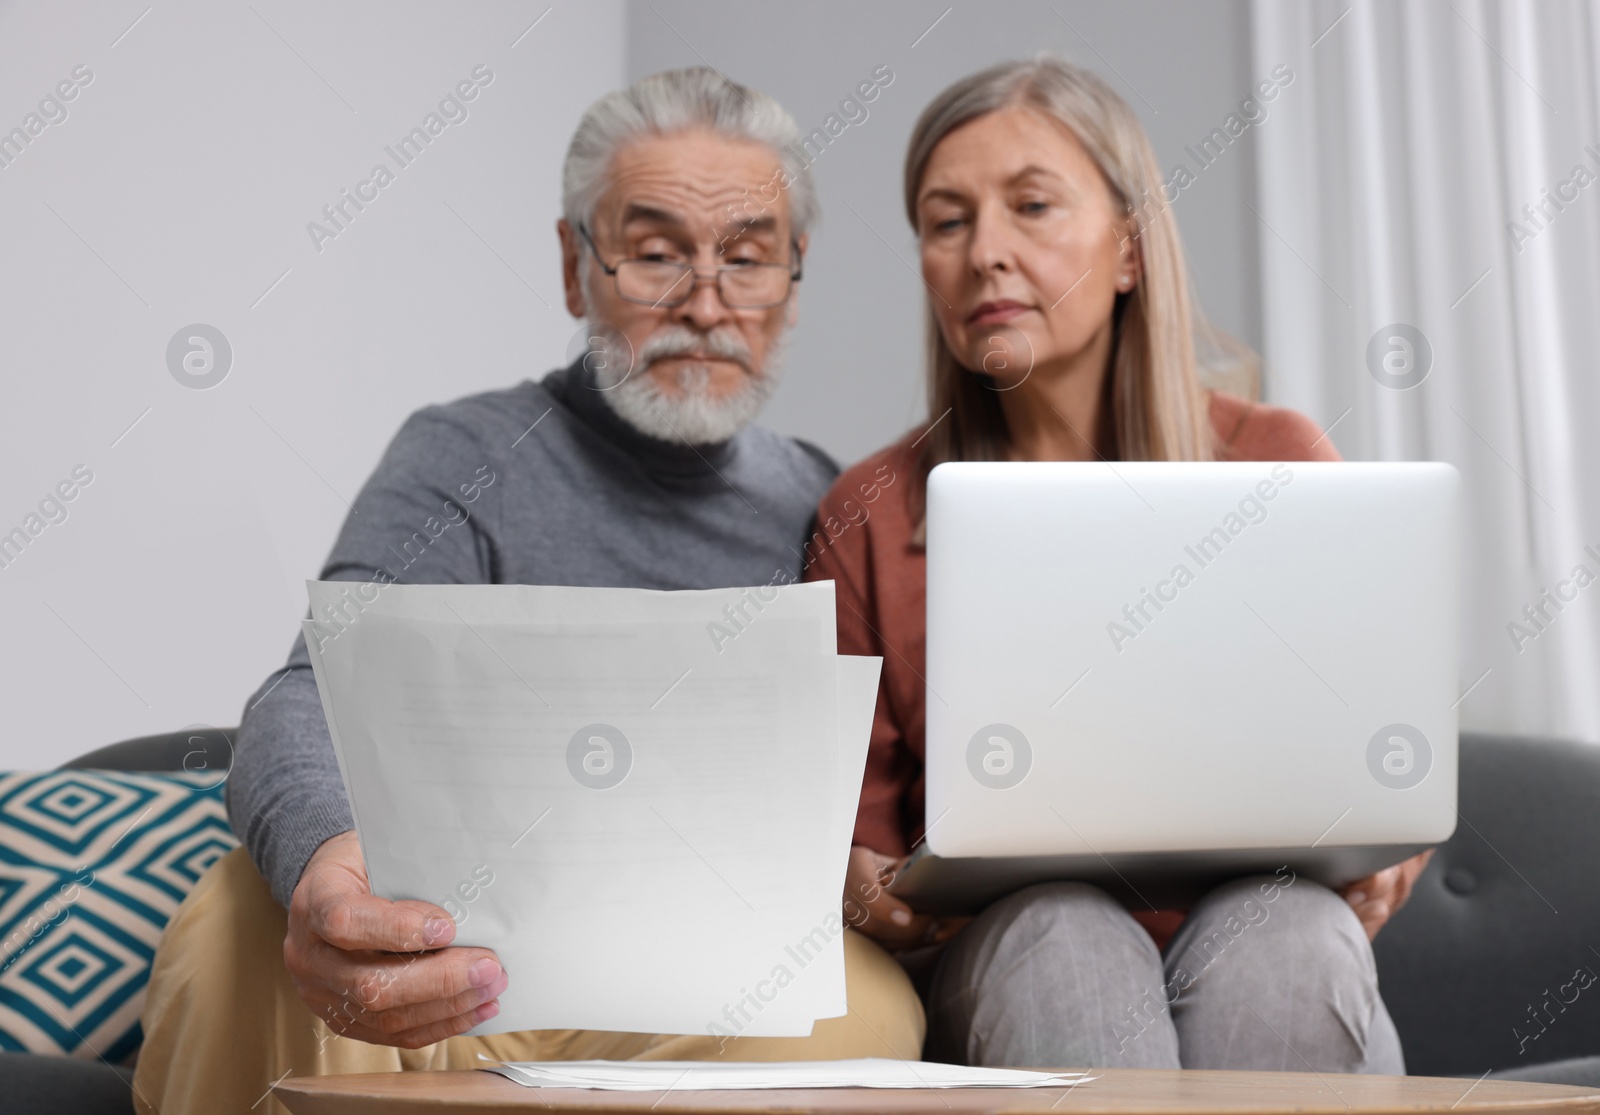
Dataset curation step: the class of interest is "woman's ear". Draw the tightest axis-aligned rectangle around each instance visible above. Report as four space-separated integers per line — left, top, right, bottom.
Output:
1113 215 1141 292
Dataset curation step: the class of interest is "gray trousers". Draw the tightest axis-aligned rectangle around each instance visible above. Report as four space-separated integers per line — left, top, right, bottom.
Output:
921 874 1406 1072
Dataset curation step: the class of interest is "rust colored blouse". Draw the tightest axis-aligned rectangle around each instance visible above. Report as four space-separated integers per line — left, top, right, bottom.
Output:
802 391 1342 950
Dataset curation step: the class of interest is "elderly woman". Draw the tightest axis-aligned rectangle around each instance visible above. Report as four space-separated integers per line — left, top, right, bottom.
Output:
805 56 1431 1072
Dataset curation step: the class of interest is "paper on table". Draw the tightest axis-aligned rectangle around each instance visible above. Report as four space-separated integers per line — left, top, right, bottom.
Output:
301 581 878 1038
481 1057 1095 1090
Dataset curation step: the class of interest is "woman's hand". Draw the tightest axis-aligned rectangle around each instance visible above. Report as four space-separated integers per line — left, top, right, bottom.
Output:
1340 849 1435 941
843 845 969 950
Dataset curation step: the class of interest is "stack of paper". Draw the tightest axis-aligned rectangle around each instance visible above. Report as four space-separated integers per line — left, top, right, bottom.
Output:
302 580 880 1039
482 1057 1095 1090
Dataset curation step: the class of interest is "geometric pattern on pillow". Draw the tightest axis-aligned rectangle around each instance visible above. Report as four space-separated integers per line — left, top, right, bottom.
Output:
0 770 237 1062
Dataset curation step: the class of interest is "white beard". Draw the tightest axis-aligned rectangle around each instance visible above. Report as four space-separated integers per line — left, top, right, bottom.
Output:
585 321 787 445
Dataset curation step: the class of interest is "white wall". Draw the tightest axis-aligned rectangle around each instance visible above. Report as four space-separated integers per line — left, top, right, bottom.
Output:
0 1 1286 768
0 1 626 768
628 0 1264 466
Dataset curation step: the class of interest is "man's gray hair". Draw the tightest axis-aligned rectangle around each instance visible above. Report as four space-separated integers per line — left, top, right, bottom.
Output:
562 67 817 238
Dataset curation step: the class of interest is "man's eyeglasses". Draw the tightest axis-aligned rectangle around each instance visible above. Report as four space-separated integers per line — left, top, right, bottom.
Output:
577 222 802 310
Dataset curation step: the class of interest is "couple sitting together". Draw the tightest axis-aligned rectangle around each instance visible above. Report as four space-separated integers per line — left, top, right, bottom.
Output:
134 59 1431 1113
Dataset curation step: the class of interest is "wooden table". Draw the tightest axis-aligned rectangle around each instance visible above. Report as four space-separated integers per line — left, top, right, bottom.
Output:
274 1067 1600 1114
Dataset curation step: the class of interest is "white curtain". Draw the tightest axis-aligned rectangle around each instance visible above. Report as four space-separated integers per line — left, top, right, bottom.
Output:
1250 0 1600 743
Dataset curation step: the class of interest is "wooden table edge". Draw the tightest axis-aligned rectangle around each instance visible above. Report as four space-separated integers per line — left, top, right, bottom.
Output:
271 1066 1600 1115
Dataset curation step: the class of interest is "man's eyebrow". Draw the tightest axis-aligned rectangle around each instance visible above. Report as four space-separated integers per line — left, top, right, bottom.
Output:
619 203 782 250
728 213 777 232
620 202 687 229
719 214 779 241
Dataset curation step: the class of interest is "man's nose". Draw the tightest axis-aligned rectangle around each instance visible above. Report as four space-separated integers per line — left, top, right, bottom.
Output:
671 269 735 331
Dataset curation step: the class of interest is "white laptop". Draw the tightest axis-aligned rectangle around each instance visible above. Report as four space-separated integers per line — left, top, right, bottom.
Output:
891 460 1460 913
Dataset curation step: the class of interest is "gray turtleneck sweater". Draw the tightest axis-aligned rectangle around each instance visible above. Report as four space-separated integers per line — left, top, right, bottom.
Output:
230 359 838 907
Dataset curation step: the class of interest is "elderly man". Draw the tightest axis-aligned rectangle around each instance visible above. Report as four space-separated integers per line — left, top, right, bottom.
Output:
133 68 924 1115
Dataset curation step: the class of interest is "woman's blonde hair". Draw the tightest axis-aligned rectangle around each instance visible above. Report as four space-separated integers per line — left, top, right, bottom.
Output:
904 56 1252 523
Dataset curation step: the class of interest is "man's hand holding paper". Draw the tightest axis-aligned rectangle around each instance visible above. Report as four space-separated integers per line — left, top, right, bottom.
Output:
284 830 508 1048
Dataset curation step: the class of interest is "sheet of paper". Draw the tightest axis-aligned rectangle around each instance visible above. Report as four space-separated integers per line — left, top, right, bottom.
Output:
301 580 878 1038
306 580 838 651
481 1057 1095 1090
726 653 880 1037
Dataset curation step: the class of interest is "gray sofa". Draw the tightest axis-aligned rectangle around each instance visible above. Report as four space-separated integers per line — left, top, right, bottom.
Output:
1374 732 1600 1085
3 729 1596 1111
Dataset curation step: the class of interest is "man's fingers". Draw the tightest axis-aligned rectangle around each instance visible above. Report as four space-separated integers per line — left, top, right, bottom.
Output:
285 828 511 1050
309 941 504 1015
322 998 502 1050
309 890 458 953
350 970 509 1036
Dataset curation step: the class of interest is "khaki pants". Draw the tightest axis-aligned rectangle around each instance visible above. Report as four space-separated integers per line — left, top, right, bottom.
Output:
133 849 925 1115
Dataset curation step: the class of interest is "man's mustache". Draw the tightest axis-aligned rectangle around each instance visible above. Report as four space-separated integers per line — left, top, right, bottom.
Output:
637 326 753 372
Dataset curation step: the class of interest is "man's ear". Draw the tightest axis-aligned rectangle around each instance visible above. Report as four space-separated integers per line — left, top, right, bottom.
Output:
785 231 809 329
558 218 585 318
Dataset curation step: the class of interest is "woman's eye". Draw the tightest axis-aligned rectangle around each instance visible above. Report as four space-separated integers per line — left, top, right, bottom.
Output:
933 217 964 233
1019 200 1049 215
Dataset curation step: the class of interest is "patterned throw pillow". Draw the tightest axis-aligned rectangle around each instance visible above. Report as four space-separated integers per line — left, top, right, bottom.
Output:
0 770 237 1062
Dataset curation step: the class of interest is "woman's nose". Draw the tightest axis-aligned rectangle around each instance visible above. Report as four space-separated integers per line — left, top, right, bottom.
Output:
967 206 1016 275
